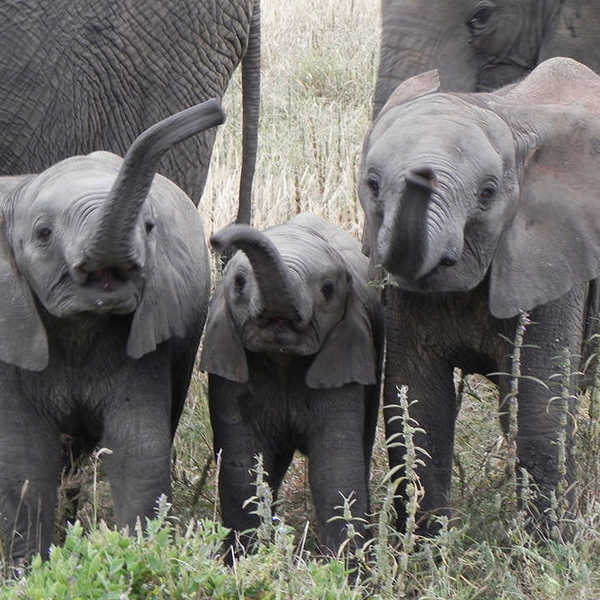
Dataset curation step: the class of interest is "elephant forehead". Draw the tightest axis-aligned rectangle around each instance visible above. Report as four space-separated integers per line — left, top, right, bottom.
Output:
28 169 117 214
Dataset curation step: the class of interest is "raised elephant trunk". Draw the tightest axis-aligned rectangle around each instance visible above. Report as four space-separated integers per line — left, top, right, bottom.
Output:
85 99 225 271
211 225 304 322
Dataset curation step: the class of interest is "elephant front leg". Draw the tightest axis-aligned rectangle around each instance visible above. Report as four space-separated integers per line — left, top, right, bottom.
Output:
0 399 62 562
305 391 369 554
208 376 292 558
498 288 585 532
384 305 457 535
101 398 172 532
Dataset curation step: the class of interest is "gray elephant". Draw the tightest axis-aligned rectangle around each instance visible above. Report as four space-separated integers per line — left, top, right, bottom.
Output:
200 214 383 554
375 0 600 115
359 58 600 534
0 0 260 222
0 99 224 561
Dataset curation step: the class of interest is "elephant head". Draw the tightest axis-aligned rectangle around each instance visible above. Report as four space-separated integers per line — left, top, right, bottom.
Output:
200 214 379 388
374 0 600 115
0 99 224 371
360 58 600 318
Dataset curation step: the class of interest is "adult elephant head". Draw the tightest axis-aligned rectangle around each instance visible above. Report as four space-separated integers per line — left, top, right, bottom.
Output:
374 0 600 115
0 0 260 223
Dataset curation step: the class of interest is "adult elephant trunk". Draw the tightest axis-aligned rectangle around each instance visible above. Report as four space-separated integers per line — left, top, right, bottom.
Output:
85 99 225 271
380 168 463 280
211 225 307 322
374 0 476 117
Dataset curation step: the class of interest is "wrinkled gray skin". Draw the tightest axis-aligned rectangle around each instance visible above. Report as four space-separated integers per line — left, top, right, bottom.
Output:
375 0 600 116
0 0 260 222
200 214 383 554
0 100 223 561
359 59 600 534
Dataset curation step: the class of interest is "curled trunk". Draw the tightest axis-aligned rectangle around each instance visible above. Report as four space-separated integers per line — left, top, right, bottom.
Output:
211 225 302 321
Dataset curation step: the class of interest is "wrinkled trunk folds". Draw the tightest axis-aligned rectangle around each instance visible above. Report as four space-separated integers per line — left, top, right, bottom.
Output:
382 168 435 279
211 225 302 321
86 99 225 271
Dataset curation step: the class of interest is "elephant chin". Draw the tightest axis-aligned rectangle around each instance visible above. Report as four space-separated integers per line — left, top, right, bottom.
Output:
45 272 142 319
241 318 320 357
385 258 487 295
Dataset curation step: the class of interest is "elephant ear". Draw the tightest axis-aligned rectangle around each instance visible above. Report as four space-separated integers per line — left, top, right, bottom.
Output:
0 211 48 371
199 285 249 383
377 70 440 120
488 58 600 318
126 176 209 358
306 276 378 389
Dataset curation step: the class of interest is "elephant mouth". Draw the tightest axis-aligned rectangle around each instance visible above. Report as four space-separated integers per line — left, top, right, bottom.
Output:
242 317 318 355
52 266 142 314
83 267 138 292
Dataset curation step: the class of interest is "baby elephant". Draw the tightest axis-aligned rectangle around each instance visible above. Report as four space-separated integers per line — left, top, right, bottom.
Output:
201 213 383 554
0 100 224 561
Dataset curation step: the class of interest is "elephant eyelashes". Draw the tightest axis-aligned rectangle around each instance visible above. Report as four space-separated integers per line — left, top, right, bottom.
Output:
35 226 52 243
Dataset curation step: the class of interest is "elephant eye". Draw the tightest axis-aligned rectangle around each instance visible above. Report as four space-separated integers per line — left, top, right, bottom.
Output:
35 226 53 243
145 220 155 234
479 185 496 209
366 174 380 198
234 272 246 293
466 1 495 35
321 280 335 301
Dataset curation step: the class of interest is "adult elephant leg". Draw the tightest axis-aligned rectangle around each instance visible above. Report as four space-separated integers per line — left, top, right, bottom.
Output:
498 286 586 530
101 366 172 531
0 389 62 561
384 296 457 536
305 386 368 554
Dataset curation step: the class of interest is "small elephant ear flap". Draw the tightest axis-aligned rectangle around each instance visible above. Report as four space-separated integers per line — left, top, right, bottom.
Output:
377 70 440 120
0 214 48 371
489 58 600 318
306 281 377 389
199 288 248 383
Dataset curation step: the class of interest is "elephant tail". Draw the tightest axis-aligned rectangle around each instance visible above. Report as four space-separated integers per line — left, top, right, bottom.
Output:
237 0 261 226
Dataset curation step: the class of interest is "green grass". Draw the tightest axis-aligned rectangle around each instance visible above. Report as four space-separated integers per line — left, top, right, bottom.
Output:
4 0 600 597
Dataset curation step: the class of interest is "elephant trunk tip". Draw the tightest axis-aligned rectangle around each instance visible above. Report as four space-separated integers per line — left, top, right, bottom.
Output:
405 167 436 192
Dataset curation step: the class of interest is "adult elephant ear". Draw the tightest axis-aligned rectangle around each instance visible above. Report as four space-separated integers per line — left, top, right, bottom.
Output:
376 69 440 120
306 275 378 389
199 285 249 383
488 57 600 318
0 177 49 371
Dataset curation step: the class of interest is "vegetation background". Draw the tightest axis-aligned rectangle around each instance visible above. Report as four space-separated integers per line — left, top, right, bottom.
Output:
3 0 600 597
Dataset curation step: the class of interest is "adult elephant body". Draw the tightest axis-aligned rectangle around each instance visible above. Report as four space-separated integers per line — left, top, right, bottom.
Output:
0 0 259 220
360 59 600 534
374 0 600 115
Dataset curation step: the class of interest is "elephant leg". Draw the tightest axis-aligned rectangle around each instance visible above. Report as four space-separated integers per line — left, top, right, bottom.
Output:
208 376 292 556
101 394 172 532
384 304 457 535
0 397 62 561
498 287 585 529
305 389 368 554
